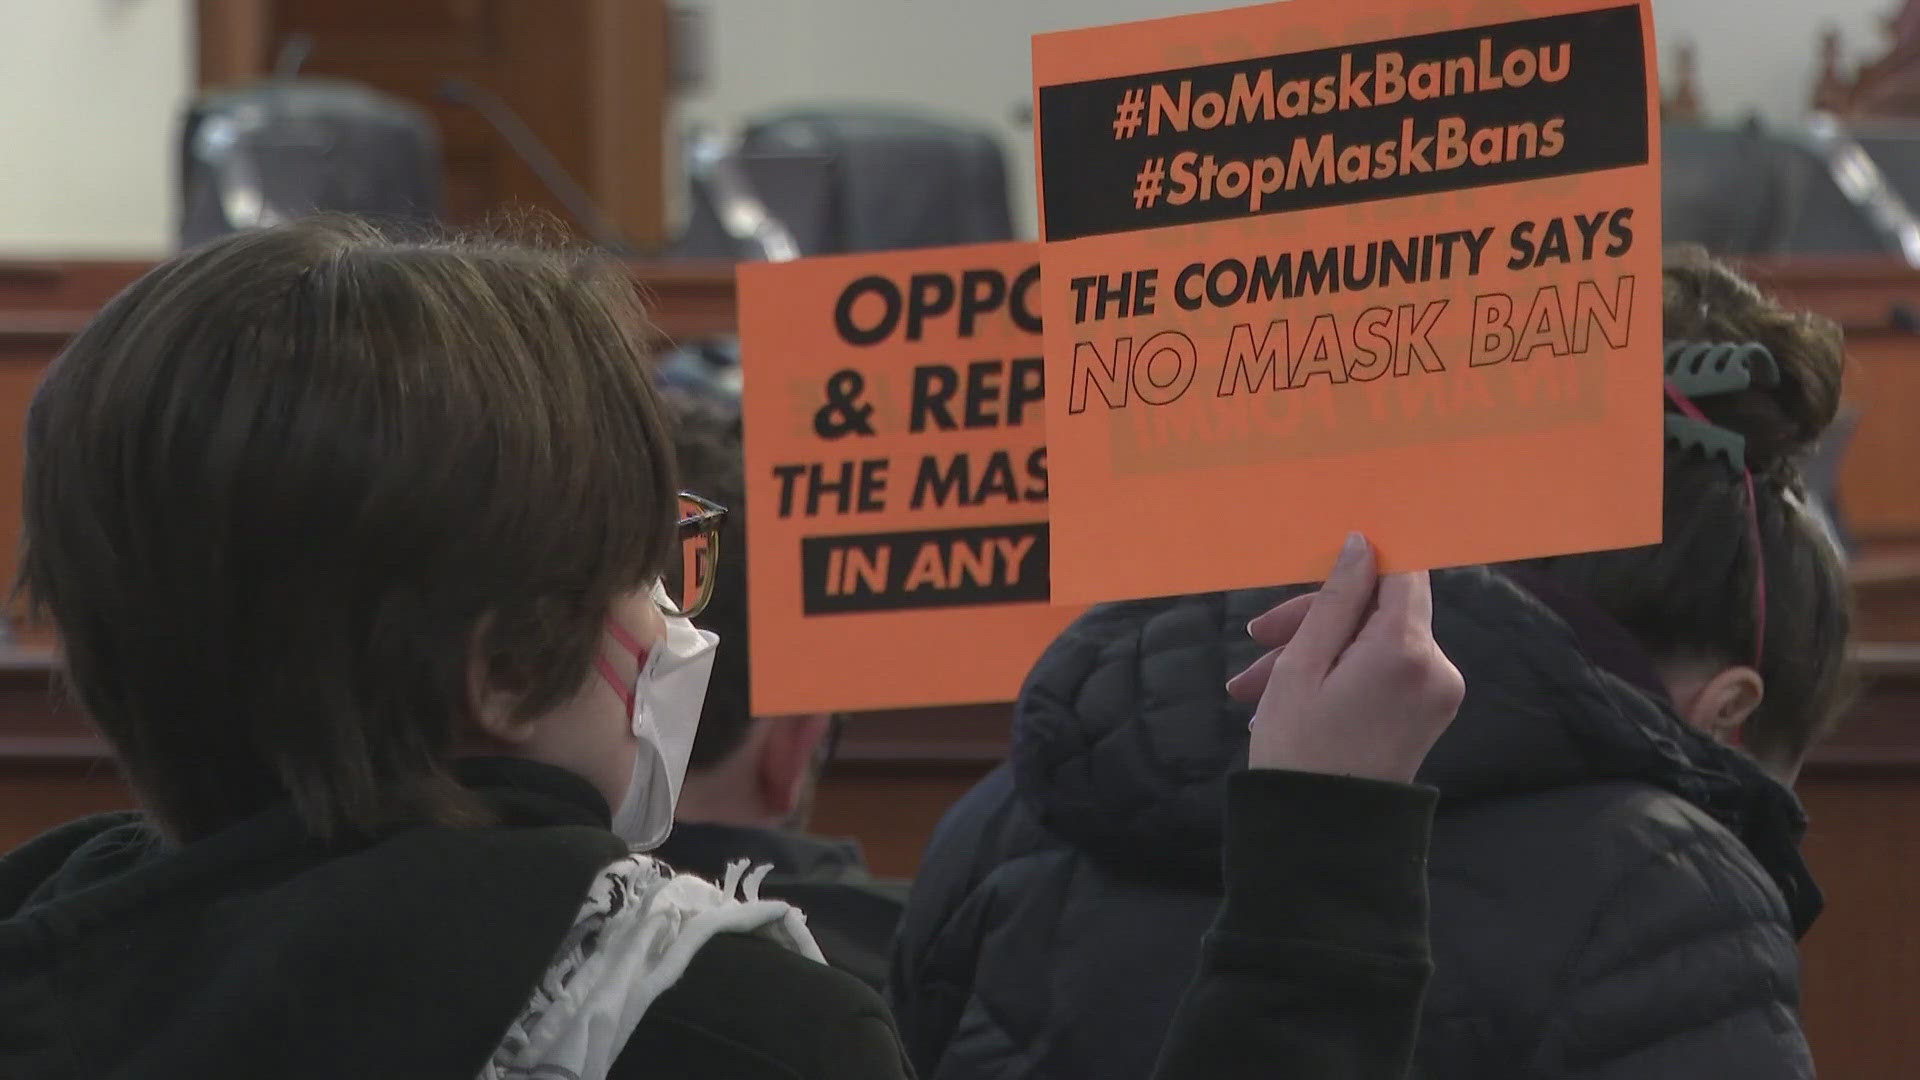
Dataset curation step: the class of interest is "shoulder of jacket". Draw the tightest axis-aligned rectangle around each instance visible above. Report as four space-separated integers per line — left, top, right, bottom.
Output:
1438 780 1758 878
1421 781 1800 1070
1427 782 1789 977
1524 816 1808 1076
1488 783 1796 992
626 933 907 1079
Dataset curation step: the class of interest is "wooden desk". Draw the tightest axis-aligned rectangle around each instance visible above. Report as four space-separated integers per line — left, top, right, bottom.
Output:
1742 258 1920 330
6 256 1918 551
0 259 738 342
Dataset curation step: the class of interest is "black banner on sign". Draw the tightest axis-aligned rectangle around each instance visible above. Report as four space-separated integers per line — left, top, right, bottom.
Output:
800 523 1051 615
1037 5 1647 242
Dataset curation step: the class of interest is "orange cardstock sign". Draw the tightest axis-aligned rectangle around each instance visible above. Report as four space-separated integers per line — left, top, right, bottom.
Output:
738 242 1082 715
1031 0 1663 603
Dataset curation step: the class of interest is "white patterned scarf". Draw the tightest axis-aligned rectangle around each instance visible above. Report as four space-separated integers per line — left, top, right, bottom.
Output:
479 855 823 1080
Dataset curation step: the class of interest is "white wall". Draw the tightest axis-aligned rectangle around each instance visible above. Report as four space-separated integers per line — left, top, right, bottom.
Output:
677 0 1900 239
676 0 1244 238
0 0 189 256
1653 0 1888 126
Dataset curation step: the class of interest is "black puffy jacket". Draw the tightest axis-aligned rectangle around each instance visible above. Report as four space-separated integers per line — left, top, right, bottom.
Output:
890 567 1822 1080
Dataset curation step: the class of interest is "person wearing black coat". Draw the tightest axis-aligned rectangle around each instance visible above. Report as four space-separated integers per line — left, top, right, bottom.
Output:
891 568 1820 1080
0 756 916 1080
892 249 1850 1080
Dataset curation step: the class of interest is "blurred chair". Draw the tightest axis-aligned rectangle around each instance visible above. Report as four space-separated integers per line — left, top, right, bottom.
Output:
741 107 1014 253
662 107 1015 403
179 79 444 247
669 126 818 261
670 107 1014 260
1795 115 1920 263
1662 120 1893 257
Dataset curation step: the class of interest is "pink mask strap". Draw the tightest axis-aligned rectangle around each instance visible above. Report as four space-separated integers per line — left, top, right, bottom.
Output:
595 618 650 713
1664 382 1766 671
605 618 647 656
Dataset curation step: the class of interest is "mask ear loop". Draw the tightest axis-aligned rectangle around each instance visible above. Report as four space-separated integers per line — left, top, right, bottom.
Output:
595 618 650 713
1664 382 1767 682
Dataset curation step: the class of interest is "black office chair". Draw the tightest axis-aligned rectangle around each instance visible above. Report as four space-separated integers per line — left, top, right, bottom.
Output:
671 106 1016 261
179 79 444 247
739 107 1015 253
1661 120 1892 257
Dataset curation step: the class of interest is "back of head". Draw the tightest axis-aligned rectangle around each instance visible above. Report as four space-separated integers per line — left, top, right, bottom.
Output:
20 217 679 843
1526 248 1852 773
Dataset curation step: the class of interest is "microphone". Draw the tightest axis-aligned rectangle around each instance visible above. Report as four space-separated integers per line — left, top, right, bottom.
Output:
437 78 636 255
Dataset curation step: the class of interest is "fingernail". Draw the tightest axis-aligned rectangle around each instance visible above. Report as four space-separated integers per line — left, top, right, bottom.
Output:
1337 531 1367 566
1244 618 1259 637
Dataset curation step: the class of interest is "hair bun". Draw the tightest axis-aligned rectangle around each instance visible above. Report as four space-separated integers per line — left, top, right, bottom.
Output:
1662 247 1845 472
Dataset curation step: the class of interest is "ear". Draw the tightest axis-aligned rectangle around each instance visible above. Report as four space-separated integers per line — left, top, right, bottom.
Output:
467 614 541 746
753 714 832 818
1682 665 1765 747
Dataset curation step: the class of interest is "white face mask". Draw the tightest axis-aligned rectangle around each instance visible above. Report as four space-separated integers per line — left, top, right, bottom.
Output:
595 582 718 850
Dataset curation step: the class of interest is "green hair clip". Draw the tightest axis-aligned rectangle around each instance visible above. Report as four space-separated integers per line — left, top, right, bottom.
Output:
1663 341 1780 471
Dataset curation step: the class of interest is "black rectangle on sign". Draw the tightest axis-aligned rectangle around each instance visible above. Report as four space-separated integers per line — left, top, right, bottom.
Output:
800 523 1051 615
1037 5 1647 241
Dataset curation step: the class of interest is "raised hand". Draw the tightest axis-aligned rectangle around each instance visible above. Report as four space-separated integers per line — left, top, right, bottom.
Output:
1225 534 1463 783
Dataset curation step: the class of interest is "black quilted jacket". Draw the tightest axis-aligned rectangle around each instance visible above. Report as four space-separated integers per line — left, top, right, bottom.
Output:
890 567 1822 1080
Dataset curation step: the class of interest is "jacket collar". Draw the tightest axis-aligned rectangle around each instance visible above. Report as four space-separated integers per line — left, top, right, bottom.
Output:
1498 564 1675 705
454 756 612 829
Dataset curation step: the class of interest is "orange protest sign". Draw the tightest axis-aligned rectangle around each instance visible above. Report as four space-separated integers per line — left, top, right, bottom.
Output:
1032 0 1662 603
738 242 1082 715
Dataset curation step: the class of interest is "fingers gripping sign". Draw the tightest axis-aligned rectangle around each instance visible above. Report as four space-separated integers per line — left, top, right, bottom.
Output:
1226 534 1464 783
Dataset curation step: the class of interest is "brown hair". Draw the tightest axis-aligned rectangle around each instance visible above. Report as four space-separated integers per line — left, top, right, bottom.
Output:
18 217 679 842
1527 248 1852 772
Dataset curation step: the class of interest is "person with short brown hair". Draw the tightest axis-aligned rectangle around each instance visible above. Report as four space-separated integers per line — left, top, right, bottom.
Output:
0 218 913 1079
20 216 681 845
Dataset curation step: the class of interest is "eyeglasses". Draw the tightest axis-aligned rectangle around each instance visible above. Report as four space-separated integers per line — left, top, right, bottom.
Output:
662 491 728 620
